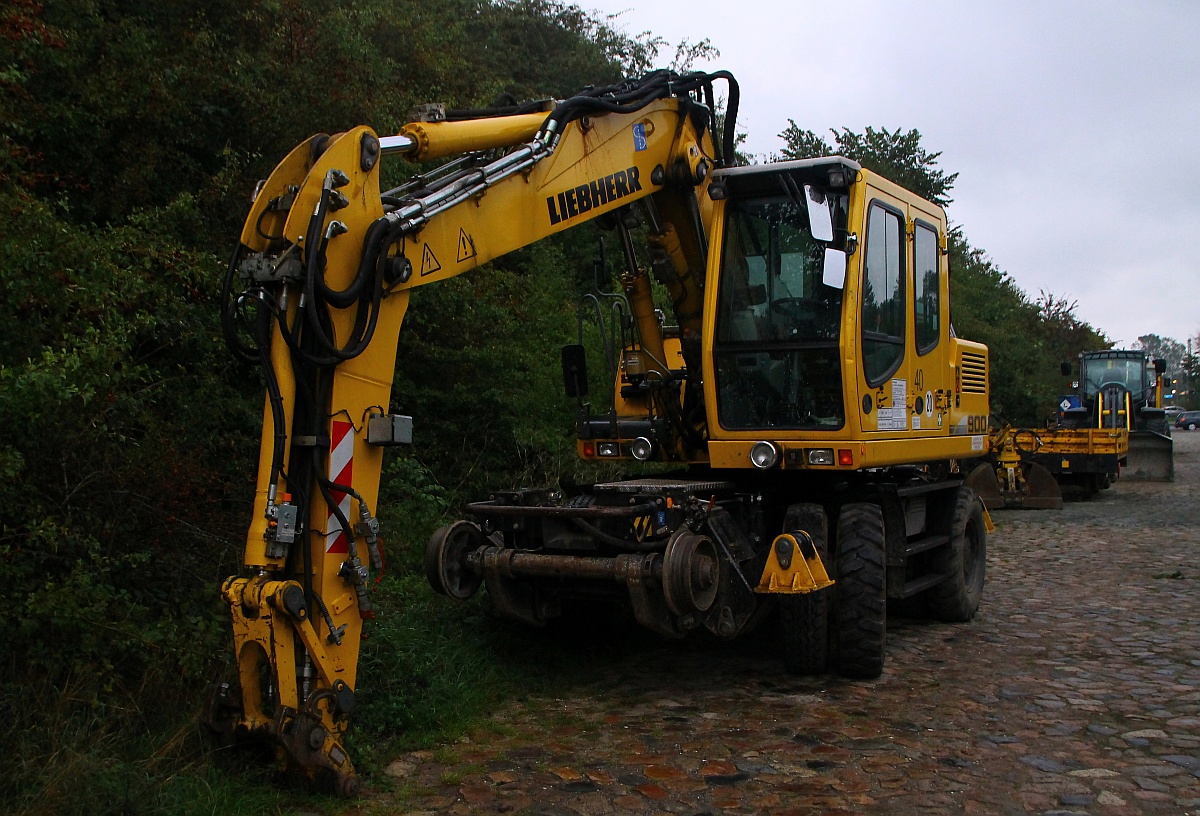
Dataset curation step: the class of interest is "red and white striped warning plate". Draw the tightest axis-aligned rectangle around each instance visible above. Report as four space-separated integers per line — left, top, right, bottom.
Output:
325 420 353 554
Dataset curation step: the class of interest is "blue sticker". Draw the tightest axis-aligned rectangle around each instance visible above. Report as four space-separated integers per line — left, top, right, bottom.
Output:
657 510 667 526
633 123 648 151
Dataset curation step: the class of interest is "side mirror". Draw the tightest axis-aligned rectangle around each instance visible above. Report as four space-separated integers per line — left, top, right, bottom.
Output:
1060 361 1073 377
822 248 846 290
804 185 834 242
1154 358 1167 374
561 344 588 399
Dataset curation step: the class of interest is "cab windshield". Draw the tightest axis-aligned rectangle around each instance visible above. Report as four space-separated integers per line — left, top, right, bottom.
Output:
714 195 844 430
1082 355 1148 398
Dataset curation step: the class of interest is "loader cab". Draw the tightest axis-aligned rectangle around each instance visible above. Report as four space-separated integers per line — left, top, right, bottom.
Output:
1078 350 1167 432
1079 350 1149 430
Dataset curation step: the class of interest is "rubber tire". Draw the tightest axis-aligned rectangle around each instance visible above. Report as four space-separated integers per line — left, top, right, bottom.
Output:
780 503 829 676
832 503 887 679
928 486 987 622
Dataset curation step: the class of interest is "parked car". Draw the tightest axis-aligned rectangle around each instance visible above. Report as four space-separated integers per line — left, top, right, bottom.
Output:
1175 411 1200 431
1165 405 1185 419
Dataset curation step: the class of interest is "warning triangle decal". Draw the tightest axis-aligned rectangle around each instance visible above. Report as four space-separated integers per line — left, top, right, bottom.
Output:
457 229 477 263
420 244 441 276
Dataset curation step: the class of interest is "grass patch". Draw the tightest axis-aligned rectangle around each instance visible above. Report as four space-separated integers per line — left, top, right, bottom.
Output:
0 673 297 816
3 566 770 815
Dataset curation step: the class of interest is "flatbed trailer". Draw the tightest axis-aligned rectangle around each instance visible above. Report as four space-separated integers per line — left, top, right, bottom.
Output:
1022 427 1128 499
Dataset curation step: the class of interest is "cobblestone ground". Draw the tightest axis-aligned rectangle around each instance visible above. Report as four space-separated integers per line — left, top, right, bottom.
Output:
373 433 1200 816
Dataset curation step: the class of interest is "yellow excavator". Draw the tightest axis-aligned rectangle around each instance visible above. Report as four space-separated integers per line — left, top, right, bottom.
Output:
209 70 993 793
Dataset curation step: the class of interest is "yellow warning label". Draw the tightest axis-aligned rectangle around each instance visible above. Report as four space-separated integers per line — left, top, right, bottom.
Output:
633 515 652 542
420 244 441 276
457 229 477 263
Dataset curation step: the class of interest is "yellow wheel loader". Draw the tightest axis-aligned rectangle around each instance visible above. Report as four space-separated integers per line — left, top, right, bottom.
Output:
1066 350 1173 481
966 349 1171 508
211 70 992 791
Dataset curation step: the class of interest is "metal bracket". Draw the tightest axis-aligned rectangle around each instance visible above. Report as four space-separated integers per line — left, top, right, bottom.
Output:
240 248 303 284
367 413 413 446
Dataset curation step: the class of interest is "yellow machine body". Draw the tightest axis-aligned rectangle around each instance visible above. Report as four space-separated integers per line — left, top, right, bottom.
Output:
216 70 992 790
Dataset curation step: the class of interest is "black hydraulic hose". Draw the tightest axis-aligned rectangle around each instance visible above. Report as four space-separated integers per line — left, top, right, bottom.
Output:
220 245 261 365
300 220 386 364
536 70 740 169
311 590 338 641
568 516 666 552
299 175 375 360
318 478 356 553
313 211 390 310
688 70 739 167
258 316 288 486
538 71 674 140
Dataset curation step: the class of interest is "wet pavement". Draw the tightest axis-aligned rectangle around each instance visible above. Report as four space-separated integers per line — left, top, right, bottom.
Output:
369 432 1200 815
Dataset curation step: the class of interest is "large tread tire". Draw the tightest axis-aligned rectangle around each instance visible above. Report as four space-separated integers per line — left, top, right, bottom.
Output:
833 503 887 679
780 503 829 676
928 486 987 622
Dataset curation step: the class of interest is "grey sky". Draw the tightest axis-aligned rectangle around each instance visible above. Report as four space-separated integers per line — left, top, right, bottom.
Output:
586 0 1200 349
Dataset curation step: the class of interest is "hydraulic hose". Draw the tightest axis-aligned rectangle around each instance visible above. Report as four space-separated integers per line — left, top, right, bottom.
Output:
220 244 262 365
258 321 288 488
568 516 667 552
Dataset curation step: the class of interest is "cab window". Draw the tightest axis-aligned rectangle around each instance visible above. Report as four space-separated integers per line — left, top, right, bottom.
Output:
861 203 905 385
713 196 845 430
913 222 940 355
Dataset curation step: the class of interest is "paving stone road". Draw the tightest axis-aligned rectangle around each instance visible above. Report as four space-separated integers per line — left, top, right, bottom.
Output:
371 432 1200 816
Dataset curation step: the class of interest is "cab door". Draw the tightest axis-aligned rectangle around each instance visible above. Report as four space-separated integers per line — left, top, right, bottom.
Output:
855 187 909 434
907 200 952 436
854 182 952 439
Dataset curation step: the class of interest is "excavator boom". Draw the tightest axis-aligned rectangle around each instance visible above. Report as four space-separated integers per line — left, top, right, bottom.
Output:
212 71 735 791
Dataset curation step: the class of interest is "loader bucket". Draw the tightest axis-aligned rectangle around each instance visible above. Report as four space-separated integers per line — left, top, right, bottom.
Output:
964 462 1002 509
1020 461 1066 509
1124 431 1174 481
964 461 1063 511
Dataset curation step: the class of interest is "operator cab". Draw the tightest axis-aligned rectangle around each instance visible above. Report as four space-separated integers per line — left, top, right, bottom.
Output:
1080 351 1152 430
708 158 859 431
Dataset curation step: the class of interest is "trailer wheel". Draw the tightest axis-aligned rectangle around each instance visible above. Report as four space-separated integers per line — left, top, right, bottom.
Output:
928 487 986 622
780 503 829 675
426 521 484 600
833 503 886 679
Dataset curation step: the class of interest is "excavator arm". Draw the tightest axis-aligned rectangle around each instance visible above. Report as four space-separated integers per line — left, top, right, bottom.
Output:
210 70 736 792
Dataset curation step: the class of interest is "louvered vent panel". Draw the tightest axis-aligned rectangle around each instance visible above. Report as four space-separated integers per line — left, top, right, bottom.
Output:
960 351 988 394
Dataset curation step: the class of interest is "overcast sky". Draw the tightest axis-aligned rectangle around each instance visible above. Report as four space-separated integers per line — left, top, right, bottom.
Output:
584 0 1200 350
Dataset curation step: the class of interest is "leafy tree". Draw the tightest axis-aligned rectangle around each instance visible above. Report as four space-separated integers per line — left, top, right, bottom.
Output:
1134 333 1185 373
777 123 958 206
3 0 664 236
1135 334 1191 409
1 1 675 810
1182 344 1200 409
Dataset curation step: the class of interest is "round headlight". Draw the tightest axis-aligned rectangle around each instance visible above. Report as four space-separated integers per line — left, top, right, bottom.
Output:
630 436 655 462
749 441 780 469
